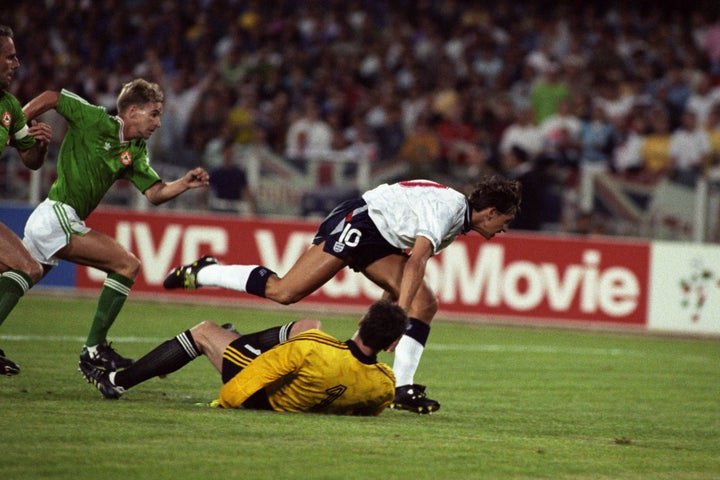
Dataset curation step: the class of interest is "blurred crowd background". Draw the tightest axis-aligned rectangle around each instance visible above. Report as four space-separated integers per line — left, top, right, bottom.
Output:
3 0 720 240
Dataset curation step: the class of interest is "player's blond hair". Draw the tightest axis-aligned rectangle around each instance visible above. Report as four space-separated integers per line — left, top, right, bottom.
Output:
117 79 164 114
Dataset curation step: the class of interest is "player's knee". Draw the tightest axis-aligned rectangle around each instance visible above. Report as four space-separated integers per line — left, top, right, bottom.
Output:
415 288 439 317
25 260 44 284
290 318 322 337
188 321 216 354
119 253 142 279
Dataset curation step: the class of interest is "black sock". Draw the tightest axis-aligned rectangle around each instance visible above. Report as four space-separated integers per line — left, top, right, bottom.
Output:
113 330 199 389
405 317 431 346
245 267 275 297
239 322 295 352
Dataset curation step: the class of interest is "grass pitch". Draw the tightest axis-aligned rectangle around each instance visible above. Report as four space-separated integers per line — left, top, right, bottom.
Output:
1 293 718 480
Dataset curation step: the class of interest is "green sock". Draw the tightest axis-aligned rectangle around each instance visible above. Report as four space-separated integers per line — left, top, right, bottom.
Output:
0 270 33 327
85 273 134 347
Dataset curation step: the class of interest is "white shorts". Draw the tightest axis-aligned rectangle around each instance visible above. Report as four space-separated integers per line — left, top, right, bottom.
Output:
23 199 91 266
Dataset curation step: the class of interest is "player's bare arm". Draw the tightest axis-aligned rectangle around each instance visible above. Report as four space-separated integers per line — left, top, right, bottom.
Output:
22 90 60 120
17 120 51 170
143 167 209 205
397 236 434 313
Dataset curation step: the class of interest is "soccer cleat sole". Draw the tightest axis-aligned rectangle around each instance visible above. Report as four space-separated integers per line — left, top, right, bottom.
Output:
78 361 125 400
163 256 217 290
163 267 191 290
1 364 20 376
389 402 440 414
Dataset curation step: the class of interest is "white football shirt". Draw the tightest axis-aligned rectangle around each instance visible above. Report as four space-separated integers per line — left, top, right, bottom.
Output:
361 180 470 254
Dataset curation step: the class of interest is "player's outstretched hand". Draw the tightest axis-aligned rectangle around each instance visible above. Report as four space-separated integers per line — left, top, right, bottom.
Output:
184 167 210 189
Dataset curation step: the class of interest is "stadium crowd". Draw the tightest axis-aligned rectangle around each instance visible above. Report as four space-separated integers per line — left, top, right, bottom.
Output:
3 0 720 234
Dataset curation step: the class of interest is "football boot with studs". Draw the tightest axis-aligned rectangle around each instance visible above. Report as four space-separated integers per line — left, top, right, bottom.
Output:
78 359 125 399
0 349 20 376
163 255 218 290
390 384 440 414
79 342 134 371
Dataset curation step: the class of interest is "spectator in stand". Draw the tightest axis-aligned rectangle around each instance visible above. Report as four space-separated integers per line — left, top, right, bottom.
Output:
657 62 692 127
202 121 235 169
685 72 720 128
374 101 405 162
594 75 637 124
471 38 504 88
668 109 711 187
577 103 617 211
207 141 256 215
227 85 260 147
701 15 720 74
499 105 545 161
153 68 213 166
529 63 569 124
433 90 481 175
613 110 649 178
185 88 231 163
525 36 557 78
702 103 720 182
540 98 582 147
284 100 334 172
703 103 720 160
341 118 379 170
500 146 545 231
397 114 442 179
542 117 581 171
487 96 515 148
400 83 430 135
641 107 674 180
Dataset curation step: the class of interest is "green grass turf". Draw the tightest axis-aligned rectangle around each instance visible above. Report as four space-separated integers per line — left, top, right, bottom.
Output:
1 293 718 480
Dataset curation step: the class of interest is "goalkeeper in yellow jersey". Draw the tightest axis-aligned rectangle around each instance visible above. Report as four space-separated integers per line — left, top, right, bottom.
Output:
79 300 408 416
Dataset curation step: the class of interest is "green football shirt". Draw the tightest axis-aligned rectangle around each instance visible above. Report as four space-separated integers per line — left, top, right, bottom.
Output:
0 90 36 155
48 89 161 219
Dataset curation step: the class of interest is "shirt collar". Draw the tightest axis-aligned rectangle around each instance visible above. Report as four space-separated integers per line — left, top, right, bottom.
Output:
463 199 472 234
345 339 377 364
116 116 128 144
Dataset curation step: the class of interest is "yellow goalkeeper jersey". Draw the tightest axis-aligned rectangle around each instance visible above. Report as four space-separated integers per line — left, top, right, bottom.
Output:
219 329 396 415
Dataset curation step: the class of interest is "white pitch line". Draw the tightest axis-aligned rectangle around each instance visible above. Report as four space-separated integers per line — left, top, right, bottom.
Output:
427 343 637 356
0 334 636 356
0 334 166 343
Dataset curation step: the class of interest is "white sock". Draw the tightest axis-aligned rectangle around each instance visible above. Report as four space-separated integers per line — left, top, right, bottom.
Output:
392 335 424 387
196 264 259 291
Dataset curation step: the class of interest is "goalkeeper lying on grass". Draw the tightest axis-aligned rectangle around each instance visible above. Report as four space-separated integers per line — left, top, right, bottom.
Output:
79 300 408 416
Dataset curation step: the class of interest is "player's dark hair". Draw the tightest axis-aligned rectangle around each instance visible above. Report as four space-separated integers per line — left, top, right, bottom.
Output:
117 78 164 113
468 175 522 215
358 300 408 351
0 25 13 44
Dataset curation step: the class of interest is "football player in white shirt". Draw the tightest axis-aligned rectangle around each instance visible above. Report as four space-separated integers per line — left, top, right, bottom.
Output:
164 175 521 413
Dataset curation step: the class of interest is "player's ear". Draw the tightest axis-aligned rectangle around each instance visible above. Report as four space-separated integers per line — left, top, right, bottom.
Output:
121 104 136 120
477 207 495 220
